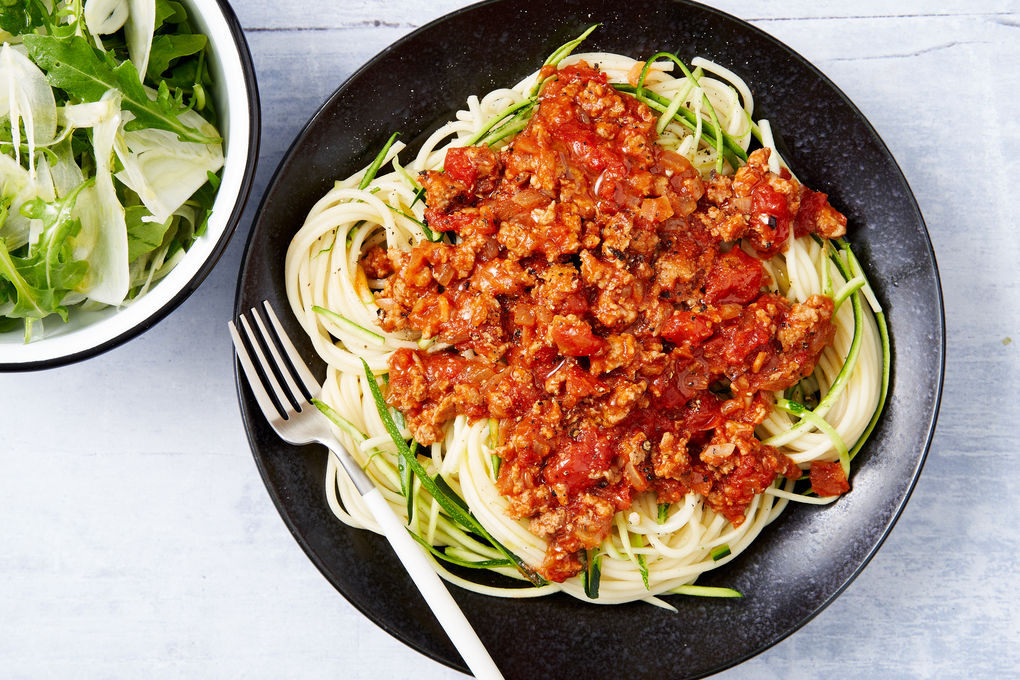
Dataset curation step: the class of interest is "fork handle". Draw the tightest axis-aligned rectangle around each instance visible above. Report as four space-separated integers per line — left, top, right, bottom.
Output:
360 486 506 680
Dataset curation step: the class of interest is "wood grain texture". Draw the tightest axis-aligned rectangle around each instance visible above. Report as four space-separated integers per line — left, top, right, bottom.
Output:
1 0 1017 677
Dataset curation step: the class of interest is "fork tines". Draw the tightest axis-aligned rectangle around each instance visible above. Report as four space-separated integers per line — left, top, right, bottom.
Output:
228 302 319 422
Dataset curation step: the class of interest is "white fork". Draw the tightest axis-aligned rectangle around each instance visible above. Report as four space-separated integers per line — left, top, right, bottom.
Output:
229 301 504 680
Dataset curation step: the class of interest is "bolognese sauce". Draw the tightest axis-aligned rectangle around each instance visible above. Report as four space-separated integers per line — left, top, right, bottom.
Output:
372 61 847 582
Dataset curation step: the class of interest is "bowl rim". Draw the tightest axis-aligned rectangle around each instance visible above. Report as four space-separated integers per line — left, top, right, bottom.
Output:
0 0 261 372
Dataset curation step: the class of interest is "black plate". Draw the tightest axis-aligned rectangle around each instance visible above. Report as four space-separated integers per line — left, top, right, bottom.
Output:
234 1 943 677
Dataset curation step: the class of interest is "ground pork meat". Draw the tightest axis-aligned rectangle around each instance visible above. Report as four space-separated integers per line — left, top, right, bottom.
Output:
360 245 394 279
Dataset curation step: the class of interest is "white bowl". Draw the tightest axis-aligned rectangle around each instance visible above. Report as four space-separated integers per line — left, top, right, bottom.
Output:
0 0 260 371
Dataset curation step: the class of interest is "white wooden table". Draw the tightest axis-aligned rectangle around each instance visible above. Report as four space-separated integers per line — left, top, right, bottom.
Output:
3 1 1018 677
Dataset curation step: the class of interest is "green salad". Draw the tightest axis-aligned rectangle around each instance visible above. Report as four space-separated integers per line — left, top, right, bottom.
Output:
0 0 223 341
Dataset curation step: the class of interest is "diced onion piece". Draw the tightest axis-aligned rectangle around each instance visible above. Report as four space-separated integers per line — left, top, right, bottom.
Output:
701 443 735 460
624 458 648 491
730 195 751 213
511 189 547 209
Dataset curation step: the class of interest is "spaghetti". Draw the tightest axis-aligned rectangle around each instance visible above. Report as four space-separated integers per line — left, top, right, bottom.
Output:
284 36 887 606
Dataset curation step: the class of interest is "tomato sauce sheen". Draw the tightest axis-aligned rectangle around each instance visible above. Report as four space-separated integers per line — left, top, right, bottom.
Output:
373 62 848 582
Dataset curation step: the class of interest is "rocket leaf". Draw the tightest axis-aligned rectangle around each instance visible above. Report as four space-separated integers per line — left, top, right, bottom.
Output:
125 206 172 261
22 33 219 145
0 181 91 339
0 0 47 34
147 33 206 81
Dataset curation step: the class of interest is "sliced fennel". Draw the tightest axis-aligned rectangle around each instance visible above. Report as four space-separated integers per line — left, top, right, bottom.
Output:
75 90 128 304
0 0 223 340
114 107 223 224
84 0 131 38
124 0 156 79
0 42 57 178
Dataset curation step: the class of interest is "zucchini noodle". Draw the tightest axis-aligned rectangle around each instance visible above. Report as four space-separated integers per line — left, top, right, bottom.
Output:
284 49 885 604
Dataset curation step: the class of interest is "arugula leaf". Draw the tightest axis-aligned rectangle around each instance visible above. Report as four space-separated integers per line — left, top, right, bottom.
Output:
125 206 172 261
0 0 47 34
44 1 86 39
23 33 220 145
0 192 18 305
154 0 187 30
146 33 206 81
163 54 199 88
0 181 91 338
0 235 83 325
188 170 221 237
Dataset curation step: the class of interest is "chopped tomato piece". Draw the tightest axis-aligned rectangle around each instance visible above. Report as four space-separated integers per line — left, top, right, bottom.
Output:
543 428 612 494
810 460 850 496
551 316 605 356
794 187 847 239
705 247 764 305
749 182 791 257
683 393 723 432
661 311 714 346
443 147 478 188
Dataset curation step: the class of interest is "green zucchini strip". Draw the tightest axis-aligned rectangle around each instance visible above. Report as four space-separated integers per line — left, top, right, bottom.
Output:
312 305 385 344
710 544 731 561
636 53 727 173
763 253 865 448
581 548 602 599
613 83 747 167
362 360 546 585
673 585 743 598
776 398 851 477
358 132 400 190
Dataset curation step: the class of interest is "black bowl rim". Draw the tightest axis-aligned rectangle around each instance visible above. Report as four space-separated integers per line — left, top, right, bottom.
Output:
233 0 945 675
0 0 261 373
